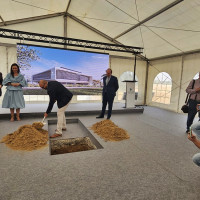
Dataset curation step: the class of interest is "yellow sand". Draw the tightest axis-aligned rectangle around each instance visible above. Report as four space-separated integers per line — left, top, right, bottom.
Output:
91 120 130 141
0 122 48 151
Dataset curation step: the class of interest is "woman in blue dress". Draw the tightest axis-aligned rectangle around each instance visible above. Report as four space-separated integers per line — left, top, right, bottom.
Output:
2 63 27 121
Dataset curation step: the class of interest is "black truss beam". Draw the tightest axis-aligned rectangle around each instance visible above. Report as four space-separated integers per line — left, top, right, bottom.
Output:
0 28 143 54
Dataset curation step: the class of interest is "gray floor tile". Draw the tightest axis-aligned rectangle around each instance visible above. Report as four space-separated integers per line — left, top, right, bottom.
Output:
1 105 200 200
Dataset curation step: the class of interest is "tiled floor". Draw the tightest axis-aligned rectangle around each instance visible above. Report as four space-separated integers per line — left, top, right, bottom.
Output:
0 105 200 200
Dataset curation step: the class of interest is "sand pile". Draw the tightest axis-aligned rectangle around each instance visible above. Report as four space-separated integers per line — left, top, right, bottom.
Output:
91 120 130 141
32 122 44 129
0 122 48 151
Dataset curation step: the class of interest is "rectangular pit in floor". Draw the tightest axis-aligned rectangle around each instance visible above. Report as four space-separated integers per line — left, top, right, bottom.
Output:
48 118 103 155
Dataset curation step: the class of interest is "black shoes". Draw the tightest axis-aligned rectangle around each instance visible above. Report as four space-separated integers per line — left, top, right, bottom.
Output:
96 116 104 119
96 116 111 119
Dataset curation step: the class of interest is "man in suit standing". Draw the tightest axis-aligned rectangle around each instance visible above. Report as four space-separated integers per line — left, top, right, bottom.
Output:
96 68 119 119
39 80 73 138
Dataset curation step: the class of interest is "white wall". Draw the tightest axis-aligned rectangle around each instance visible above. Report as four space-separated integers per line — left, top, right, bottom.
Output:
147 53 200 113
147 56 182 112
110 56 147 105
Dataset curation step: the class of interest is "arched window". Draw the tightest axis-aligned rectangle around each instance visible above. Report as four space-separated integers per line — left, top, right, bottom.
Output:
152 72 172 104
118 71 138 101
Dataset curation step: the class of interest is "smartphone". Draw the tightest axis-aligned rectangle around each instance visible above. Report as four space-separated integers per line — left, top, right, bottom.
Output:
189 127 192 137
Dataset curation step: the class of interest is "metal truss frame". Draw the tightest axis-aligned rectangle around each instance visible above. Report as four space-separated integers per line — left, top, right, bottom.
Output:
0 28 143 54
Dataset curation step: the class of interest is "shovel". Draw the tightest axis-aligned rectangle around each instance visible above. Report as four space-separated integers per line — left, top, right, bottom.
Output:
32 117 46 129
41 116 46 125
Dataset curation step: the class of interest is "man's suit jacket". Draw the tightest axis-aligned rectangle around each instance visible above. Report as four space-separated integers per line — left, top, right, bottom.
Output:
102 75 119 98
46 81 73 114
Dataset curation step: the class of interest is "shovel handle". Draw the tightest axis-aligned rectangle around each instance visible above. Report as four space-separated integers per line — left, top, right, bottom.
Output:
42 116 46 123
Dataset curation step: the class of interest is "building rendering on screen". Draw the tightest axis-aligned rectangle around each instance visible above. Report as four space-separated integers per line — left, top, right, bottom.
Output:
32 67 93 85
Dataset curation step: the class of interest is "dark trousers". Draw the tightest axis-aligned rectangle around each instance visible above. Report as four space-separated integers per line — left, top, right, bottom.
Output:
101 93 114 119
187 99 200 130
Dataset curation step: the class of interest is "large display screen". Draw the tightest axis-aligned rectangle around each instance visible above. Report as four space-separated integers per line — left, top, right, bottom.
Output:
17 44 109 95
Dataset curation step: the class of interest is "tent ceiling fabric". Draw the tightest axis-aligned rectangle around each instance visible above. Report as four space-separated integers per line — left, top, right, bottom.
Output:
0 0 200 59
0 0 69 21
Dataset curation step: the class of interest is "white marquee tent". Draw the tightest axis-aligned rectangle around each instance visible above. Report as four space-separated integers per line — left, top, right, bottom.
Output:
0 0 200 112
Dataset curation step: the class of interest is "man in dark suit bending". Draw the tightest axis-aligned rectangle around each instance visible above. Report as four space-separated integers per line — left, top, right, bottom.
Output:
96 68 119 119
39 80 73 138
